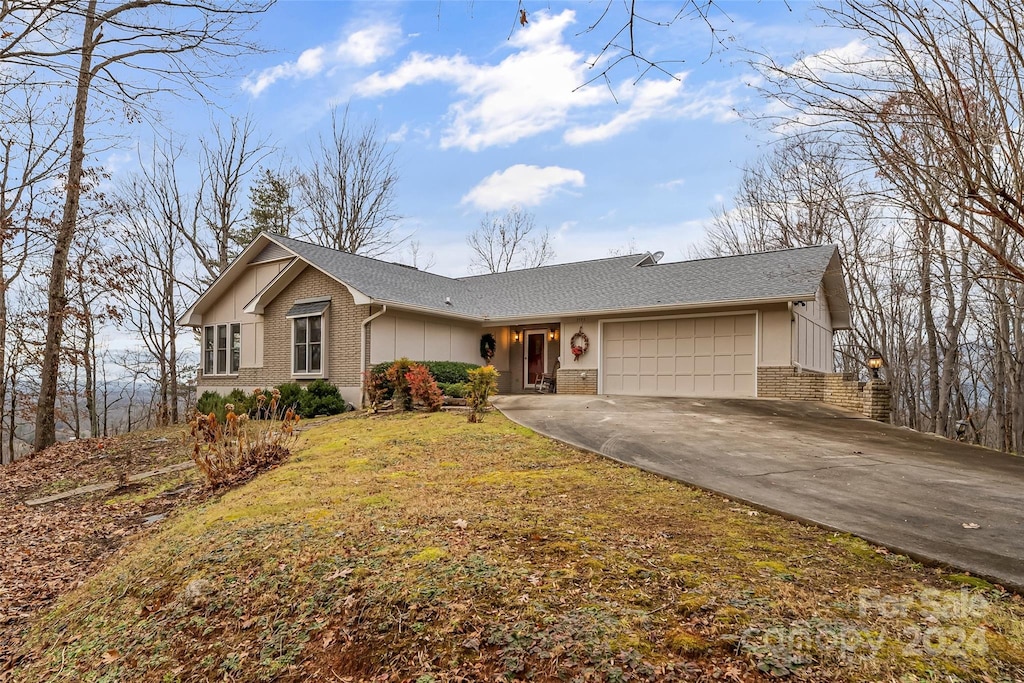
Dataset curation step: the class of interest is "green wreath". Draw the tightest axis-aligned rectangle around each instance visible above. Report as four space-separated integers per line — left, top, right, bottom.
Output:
480 333 497 362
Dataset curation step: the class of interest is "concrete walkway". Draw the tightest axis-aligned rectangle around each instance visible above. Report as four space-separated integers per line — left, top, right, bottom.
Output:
495 394 1024 591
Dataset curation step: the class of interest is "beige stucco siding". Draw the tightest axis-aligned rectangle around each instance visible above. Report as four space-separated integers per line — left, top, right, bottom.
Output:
758 305 792 367
369 312 483 365
792 283 834 373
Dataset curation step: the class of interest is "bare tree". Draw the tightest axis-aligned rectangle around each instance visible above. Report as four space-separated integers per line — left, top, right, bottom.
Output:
467 207 555 273
754 0 1024 281
4 0 270 451
114 144 193 426
298 106 402 256
183 113 272 285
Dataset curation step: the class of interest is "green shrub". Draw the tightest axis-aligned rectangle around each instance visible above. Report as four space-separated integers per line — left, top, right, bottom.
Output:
196 388 251 422
297 379 348 417
420 361 480 384
276 382 304 411
467 366 499 423
440 382 469 398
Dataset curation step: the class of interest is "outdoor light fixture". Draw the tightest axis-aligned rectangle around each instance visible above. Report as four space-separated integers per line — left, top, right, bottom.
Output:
548 329 557 341
867 354 884 379
513 330 521 344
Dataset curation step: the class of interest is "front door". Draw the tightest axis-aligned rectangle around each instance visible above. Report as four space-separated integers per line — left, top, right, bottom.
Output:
524 330 548 388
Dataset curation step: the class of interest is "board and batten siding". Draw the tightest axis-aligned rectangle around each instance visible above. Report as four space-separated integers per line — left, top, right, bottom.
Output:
201 260 288 370
369 313 483 366
792 284 834 373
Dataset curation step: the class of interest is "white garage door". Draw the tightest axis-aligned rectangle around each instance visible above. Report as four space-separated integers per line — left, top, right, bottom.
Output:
601 315 756 397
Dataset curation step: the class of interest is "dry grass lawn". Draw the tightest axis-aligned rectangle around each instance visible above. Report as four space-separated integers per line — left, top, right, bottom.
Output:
6 411 1024 681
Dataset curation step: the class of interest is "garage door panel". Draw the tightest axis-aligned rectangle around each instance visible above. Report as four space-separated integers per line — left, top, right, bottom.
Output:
694 355 714 374
714 355 735 374
695 318 715 336
603 313 757 398
715 336 735 354
735 334 754 355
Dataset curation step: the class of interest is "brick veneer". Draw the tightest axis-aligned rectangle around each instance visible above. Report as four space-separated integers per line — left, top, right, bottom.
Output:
198 267 369 396
556 368 598 394
863 380 891 422
758 365 889 422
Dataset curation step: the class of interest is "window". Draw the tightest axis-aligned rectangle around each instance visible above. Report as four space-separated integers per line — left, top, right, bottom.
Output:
203 326 215 375
230 323 241 374
293 315 322 374
203 323 241 376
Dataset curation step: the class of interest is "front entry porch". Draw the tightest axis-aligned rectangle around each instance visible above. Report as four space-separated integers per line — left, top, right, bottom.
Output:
502 324 561 394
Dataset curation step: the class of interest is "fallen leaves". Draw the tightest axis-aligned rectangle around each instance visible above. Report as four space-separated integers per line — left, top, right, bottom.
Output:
0 429 196 672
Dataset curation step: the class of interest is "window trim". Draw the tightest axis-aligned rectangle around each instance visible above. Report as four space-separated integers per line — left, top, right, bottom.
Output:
202 322 242 377
290 306 328 379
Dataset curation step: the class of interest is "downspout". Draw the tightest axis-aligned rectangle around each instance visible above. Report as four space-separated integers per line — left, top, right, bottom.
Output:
360 304 387 406
788 301 796 369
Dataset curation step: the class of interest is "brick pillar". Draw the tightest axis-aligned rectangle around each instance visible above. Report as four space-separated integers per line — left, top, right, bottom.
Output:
863 380 891 423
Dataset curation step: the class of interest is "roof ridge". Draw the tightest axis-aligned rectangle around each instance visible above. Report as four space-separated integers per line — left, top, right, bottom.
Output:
459 253 646 281
664 243 837 268
268 232 466 286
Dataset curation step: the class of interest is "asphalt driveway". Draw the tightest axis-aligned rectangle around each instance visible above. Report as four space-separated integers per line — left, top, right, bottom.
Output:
495 394 1024 591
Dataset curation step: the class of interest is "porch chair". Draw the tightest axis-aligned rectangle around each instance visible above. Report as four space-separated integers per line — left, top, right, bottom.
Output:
536 357 561 393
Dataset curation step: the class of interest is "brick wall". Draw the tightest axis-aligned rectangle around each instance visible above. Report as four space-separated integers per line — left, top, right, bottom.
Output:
863 380 891 423
198 267 368 401
757 366 824 401
758 365 890 422
824 373 865 413
556 367 598 395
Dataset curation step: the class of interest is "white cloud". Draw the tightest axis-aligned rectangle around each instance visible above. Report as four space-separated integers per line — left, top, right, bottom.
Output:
461 164 585 211
386 123 409 143
564 73 743 145
658 178 686 190
789 39 873 79
357 10 609 151
243 22 402 96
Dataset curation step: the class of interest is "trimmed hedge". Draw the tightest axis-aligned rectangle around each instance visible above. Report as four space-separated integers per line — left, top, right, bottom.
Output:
371 360 480 385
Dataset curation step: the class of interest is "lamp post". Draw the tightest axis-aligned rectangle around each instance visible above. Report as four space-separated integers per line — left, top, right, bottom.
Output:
867 354 883 380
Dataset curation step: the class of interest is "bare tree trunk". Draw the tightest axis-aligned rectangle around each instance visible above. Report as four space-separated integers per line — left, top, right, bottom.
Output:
35 1 97 451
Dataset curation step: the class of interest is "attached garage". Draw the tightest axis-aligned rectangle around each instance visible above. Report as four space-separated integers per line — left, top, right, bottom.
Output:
601 314 756 397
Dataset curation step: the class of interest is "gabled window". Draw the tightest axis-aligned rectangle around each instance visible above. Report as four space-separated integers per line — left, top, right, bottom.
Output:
287 299 329 377
203 323 241 376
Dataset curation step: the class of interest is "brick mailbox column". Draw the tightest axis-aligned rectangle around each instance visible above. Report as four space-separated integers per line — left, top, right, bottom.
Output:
863 380 891 423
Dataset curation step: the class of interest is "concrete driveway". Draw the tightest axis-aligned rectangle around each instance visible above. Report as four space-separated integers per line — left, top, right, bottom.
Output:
495 394 1024 591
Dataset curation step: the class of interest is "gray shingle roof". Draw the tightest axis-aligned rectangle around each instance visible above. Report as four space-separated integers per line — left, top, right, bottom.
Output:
269 233 840 321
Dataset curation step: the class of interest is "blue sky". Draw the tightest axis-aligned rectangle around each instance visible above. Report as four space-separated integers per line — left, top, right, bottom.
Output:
115 1 851 277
